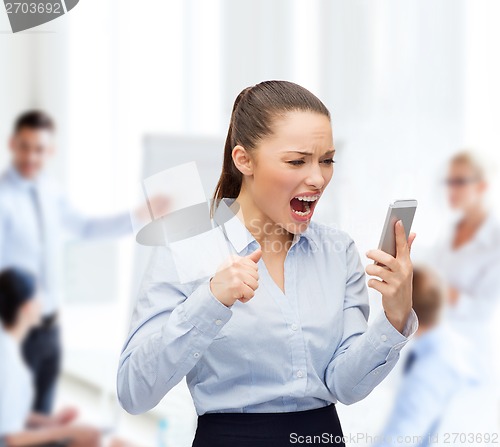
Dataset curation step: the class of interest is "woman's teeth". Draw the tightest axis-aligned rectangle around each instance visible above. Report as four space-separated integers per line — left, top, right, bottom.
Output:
292 203 311 216
290 194 320 218
294 195 320 202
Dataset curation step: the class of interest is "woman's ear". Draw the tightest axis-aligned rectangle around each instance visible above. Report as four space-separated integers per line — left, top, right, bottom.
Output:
232 145 254 176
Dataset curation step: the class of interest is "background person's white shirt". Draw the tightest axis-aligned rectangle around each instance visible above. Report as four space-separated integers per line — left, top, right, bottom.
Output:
431 214 500 326
426 213 500 381
0 327 34 437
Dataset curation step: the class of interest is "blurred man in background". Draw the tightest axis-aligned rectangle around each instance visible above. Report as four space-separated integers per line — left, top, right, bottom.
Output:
0 110 139 414
374 265 478 447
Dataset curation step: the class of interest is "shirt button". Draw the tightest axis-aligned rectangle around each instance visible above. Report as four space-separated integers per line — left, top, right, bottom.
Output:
193 352 200 358
215 319 222 326
291 323 298 331
296 370 304 378
381 334 388 342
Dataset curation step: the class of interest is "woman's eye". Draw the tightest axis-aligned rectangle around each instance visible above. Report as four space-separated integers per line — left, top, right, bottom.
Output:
288 159 335 166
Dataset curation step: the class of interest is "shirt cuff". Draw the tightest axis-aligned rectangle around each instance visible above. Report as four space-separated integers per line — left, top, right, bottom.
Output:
400 308 419 337
380 308 419 339
366 308 419 360
180 278 233 338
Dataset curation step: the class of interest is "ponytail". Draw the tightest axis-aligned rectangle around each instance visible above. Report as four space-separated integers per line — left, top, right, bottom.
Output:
210 87 252 218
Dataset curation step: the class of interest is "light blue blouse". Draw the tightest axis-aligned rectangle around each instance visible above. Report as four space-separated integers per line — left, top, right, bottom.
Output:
117 197 418 416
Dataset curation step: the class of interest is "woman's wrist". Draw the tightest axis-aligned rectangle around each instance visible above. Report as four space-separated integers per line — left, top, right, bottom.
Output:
209 277 234 308
385 308 411 334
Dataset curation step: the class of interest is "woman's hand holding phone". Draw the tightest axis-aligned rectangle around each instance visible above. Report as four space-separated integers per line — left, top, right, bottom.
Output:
209 247 262 307
365 220 416 334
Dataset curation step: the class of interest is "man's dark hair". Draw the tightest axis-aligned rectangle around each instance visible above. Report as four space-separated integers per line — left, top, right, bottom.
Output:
0 267 37 328
13 110 55 134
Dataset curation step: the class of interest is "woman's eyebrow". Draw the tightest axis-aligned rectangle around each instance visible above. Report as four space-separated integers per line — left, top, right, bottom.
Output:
283 149 335 156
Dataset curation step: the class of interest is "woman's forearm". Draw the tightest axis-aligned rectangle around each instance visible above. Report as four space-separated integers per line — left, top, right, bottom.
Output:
117 279 232 414
324 309 417 405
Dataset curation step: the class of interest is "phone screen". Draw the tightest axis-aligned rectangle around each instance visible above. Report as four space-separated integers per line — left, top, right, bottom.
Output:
377 200 417 258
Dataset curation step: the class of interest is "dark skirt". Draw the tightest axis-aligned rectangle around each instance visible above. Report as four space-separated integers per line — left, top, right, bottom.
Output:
192 403 345 447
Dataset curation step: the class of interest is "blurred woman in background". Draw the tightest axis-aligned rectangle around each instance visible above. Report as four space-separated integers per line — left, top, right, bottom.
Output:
430 151 500 383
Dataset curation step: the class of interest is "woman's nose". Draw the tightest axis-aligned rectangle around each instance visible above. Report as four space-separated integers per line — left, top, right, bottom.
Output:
304 164 326 189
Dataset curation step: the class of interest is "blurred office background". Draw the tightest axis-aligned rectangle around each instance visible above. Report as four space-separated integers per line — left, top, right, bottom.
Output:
1 1 499 446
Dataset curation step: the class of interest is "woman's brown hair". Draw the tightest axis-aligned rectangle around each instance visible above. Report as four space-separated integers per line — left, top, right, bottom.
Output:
210 80 330 218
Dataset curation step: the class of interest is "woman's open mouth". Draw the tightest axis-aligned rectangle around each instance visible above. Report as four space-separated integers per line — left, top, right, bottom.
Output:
289 193 320 222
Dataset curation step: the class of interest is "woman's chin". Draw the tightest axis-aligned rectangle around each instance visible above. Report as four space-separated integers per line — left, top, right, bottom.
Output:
283 216 311 234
